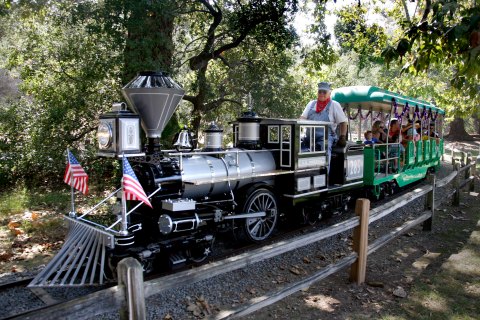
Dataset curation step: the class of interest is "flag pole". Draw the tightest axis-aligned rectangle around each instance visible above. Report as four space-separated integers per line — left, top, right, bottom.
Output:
67 148 76 217
120 157 128 235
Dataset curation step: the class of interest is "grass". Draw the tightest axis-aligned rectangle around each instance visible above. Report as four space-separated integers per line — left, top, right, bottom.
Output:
0 187 72 217
0 184 113 218
398 267 480 320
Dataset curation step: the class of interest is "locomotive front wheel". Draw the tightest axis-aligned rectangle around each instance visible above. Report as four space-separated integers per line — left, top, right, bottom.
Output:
186 240 214 264
240 188 278 242
302 207 321 226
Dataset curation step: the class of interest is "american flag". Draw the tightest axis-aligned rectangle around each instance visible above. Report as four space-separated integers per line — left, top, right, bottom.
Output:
63 150 88 195
122 157 152 208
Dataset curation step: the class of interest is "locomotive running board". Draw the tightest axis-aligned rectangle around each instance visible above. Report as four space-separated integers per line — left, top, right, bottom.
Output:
28 216 115 287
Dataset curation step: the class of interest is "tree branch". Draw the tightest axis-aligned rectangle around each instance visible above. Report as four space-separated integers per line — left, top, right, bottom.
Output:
204 98 241 110
182 95 197 104
420 0 431 23
401 0 410 22
189 1 284 71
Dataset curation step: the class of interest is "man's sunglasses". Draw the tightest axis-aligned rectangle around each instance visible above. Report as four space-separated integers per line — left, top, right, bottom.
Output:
318 90 328 94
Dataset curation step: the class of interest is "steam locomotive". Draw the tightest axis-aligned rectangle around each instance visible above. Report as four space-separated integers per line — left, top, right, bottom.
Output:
29 72 444 287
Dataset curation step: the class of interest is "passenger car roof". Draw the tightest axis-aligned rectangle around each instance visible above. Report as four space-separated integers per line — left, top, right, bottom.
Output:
331 86 445 115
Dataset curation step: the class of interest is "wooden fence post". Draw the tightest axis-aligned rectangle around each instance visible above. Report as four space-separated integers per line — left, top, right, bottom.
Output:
465 153 471 180
350 198 370 285
450 145 453 165
423 174 436 231
470 156 476 192
453 162 461 206
118 258 146 320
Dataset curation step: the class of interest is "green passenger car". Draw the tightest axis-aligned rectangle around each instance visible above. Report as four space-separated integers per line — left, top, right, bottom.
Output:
332 86 446 199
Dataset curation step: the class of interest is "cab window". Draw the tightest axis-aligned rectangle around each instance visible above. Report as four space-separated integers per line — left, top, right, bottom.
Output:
300 125 325 153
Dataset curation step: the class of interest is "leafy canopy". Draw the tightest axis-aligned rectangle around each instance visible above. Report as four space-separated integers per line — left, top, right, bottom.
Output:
382 0 480 97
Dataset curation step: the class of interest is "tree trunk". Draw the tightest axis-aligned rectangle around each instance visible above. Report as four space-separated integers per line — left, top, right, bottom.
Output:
445 116 474 141
122 1 175 83
473 113 480 135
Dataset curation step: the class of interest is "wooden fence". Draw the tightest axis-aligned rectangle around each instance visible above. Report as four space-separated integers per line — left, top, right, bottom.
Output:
11 157 479 320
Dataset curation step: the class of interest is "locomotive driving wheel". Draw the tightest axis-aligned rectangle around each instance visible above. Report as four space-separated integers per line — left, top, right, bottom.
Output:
238 188 278 242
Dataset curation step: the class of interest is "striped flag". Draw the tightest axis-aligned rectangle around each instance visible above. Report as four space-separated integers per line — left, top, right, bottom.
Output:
63 150 88 195
122 157 152 208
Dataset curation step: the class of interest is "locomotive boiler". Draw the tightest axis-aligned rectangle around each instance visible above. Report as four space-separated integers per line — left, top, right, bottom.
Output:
30 72 445 287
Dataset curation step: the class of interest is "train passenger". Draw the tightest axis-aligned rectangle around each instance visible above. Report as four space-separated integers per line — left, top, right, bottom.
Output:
364 130 377 144
300 82 348 163
372 120 387 143
401 120 420 148
422 123 439 140
429 122 439 138
415 120 422 135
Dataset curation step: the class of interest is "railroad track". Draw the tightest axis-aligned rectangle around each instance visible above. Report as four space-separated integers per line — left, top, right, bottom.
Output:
0 277 34 291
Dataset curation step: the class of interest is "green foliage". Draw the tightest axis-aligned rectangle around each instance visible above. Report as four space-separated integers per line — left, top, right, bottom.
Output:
0 188 29 216
301 2 338 75
174 0 300 134
0 186 70 216
176 39 308 135
1 2 123 187
333 4 388 70
5 0 477 190
383 0 480 98
73 0 177 83
322 51 385 87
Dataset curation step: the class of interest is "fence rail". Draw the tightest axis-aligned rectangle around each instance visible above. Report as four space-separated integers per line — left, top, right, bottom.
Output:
10 157 479 320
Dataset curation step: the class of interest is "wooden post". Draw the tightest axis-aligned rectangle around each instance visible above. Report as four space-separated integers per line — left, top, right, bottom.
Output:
451 144 455 165
470 156 476 192
118 258 146 320
453 162 461 206
423 174 436 231
465 153 472 180
461 151 467 167
350 198 370 284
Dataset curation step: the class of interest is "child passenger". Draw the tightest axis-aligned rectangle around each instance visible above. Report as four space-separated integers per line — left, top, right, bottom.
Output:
364 130 377 145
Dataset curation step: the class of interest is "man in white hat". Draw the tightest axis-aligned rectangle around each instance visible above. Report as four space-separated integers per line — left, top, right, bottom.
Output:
300 82 348 163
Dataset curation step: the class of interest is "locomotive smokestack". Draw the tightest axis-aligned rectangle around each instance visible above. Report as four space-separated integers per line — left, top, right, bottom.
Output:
122 71 185 151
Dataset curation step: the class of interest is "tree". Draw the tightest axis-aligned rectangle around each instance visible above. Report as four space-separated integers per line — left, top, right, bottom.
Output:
74 0 177 83
300 1 338 75
333 5 387 70
382 0 480 97
1 0 302 186
2 2 123 185
385 0 480 139
179 0 299 136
